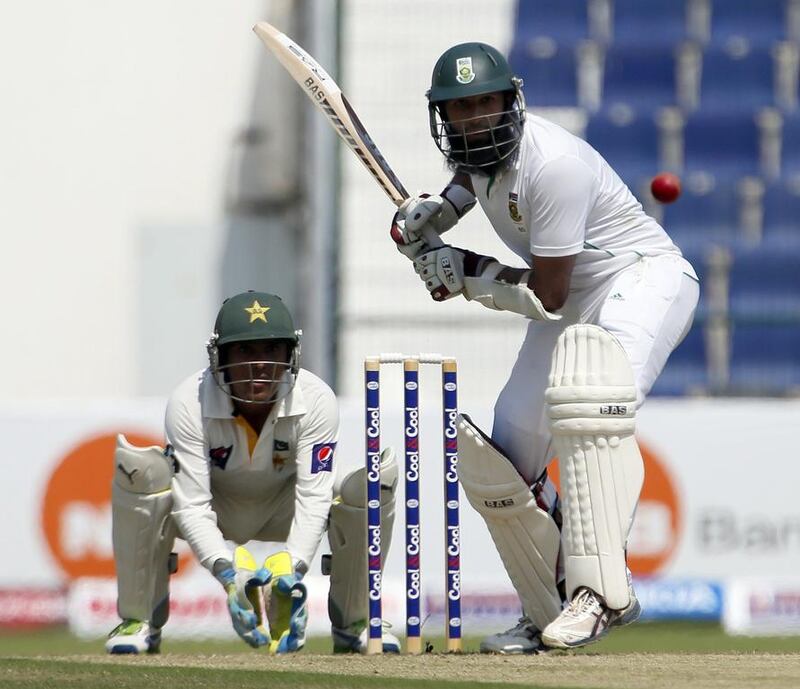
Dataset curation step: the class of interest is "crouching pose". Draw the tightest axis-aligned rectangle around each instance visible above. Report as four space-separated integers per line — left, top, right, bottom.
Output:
391 43 699 651
106 291 399 654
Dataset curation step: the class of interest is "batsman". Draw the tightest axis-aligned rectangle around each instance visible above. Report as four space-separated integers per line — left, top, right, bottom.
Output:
106 291 400 654
392 43 700 651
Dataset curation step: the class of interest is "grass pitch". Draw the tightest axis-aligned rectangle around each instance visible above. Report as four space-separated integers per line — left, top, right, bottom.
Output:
2 623 800 689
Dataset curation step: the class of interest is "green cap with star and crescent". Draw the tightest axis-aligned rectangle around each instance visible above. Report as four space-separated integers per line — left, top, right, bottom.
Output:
213 291 297 346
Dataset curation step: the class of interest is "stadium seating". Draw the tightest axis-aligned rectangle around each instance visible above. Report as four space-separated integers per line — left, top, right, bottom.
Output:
509 42 580 107
728 324 800 392
706 0 790 48
514 0 591 44
762 179 800 241
661 179 742 249
779 112 800 178
512 0 800 396
601 43 680 111
728 241 800 323
610 0 690 46
682 110 762 180
585 109 660 184
698 45 777 112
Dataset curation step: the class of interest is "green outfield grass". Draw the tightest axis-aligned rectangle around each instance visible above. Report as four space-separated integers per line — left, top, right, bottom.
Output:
2 623 800 689
4 621 800 655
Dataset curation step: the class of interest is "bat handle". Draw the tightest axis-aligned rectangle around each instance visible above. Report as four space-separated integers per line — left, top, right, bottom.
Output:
420 225 444 249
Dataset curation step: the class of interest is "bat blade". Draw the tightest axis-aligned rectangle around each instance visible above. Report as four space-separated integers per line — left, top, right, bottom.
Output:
253 21 408 207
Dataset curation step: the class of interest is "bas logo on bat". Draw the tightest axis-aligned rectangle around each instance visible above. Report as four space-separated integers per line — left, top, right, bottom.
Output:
304 77 325 102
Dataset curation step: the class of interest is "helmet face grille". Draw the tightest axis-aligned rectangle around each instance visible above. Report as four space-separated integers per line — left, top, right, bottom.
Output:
213 359 296 405
429 85 526 174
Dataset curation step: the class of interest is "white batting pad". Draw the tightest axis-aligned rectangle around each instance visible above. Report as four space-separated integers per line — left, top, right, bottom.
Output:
456 414 562 631
546 325 644 610
328 448 397 630
112 435 176 624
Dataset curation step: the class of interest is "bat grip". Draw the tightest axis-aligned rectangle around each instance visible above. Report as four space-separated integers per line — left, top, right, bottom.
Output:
420 225 444 249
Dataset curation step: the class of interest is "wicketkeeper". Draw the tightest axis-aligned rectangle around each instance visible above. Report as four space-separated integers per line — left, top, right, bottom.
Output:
106 291 400 654
391 43 700 652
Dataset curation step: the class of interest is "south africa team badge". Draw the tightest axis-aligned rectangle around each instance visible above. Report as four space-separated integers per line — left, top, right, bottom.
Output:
508 192 523 224
456 57 475 84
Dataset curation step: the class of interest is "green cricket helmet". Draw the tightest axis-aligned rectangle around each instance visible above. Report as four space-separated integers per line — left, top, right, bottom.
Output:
427 42 525 174
206 291 302 404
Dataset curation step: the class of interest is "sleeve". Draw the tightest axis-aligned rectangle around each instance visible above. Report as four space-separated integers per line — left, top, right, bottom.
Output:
166 394 231 571
285 380 340 568
527 155 598 257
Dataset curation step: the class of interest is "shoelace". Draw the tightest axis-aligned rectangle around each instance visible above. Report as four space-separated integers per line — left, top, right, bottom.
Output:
564 588 601 618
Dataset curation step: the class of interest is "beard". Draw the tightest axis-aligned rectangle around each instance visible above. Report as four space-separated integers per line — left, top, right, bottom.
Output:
445 118 521 175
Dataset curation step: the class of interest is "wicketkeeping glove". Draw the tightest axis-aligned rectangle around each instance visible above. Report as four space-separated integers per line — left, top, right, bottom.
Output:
263 551 308 654
215 547 273 648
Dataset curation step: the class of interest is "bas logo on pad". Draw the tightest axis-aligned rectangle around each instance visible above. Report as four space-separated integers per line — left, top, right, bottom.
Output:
311 442 336 474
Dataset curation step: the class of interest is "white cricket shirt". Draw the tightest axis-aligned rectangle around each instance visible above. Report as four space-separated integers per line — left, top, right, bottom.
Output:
470 114 696 319
166 367 339 572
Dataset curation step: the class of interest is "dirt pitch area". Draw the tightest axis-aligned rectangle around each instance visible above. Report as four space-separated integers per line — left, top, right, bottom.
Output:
46 652 800 689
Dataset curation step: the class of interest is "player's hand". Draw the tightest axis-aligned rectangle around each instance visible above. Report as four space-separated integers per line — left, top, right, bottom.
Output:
401 194 459 239
262 551 308 654
412 245 495 302
390 211 443 261
216 548 273 648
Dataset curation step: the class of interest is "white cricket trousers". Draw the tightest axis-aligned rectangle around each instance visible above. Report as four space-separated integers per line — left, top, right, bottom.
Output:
492 253 699 484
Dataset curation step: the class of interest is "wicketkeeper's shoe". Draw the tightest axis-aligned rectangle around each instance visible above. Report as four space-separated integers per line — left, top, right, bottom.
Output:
105 619 161 654
542 584 642 649
479 616 547 654
332 621 401 654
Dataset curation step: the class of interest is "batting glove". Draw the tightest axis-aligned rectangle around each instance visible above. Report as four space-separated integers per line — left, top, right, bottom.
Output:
413 245 496 302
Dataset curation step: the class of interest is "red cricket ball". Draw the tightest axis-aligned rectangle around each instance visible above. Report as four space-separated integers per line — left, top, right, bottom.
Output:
650 172 681 204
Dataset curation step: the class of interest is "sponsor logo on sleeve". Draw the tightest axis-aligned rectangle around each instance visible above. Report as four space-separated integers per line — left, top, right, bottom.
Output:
311 442 336 474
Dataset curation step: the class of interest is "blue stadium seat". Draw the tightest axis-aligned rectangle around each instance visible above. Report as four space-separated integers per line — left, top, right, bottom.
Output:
509 42 579 107
683 111 761 180
585 109 660 184
708 0 788 47
728 324 800 392
699 45 776 111
780 113 800 179
514 0 590 43
762 180 800 242
611 0 689 46
661 179 742 249
601 43 678 111
728 241 800 323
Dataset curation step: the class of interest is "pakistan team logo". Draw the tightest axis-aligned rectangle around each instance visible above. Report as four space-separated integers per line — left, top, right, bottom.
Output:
456 57 475 84
508 192 523 223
